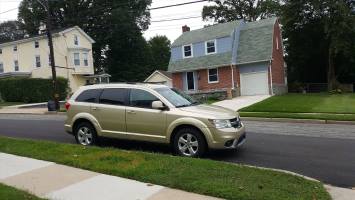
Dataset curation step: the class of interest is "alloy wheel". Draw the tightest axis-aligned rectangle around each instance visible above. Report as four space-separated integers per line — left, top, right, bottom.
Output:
178 133 199 156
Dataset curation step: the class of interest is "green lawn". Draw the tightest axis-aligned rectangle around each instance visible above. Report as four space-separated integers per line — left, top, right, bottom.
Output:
0 136 330 200
0 183 45 200
241 93 355 114
0 102 23 109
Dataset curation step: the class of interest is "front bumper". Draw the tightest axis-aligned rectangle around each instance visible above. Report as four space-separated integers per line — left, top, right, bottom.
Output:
207 122 246 149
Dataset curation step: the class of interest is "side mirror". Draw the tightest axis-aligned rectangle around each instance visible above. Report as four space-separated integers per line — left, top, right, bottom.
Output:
152 101 167 110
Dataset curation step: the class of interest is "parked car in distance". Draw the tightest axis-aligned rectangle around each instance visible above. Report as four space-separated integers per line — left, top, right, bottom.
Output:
64 83 246 157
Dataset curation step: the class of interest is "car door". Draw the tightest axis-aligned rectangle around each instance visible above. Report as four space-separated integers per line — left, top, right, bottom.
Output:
126 89 167 141
91 88 128 138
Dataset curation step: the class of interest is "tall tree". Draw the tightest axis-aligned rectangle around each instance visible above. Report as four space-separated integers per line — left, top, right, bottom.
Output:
148 35 171 71
18 0 152 80
202 0 282 22
0 20 27 43
282 0 355 89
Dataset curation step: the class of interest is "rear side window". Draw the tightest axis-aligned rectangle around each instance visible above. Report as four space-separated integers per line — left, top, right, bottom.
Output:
129 89 159 109
99 88 128 106
76 89 102 103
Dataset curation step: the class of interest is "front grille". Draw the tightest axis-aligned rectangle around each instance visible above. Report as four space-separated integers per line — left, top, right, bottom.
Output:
230 117 241 128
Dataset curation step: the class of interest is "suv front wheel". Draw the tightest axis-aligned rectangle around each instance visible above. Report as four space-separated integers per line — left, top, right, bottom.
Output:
173 127 207 157
74 122 98 146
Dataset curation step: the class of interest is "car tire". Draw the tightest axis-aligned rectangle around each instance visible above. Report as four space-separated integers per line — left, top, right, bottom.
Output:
173 127 207 157
74 122 98 146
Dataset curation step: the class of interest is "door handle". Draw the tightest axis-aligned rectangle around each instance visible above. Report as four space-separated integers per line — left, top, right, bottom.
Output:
127 110 136 114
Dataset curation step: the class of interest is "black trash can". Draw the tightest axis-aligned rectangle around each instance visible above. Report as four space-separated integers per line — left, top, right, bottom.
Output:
47 100 56 111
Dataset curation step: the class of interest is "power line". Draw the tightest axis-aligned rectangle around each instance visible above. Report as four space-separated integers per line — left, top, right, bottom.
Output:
149 0 208 10
0 7 18 15
151 16 201 23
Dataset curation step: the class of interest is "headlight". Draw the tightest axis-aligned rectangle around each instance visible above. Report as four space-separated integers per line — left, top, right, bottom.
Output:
209 119 232 129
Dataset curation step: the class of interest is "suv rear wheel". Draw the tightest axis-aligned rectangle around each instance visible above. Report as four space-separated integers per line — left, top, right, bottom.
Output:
173 127 207 157
74 122 97 146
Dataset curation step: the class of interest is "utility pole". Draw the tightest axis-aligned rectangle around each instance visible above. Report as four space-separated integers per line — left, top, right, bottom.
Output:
37 0 59 111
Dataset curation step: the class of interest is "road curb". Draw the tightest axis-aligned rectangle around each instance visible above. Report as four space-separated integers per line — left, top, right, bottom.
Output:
241 117 355 125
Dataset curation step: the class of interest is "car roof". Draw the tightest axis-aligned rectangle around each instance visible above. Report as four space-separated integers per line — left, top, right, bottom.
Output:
79 83 169 90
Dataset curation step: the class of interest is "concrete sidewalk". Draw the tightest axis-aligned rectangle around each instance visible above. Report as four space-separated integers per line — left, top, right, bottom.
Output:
213 95 270 111
0 153 221 200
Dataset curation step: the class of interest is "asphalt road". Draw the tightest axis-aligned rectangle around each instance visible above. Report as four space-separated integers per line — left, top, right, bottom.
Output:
0 114 354 188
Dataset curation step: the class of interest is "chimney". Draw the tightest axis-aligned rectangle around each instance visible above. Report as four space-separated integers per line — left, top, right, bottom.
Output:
182 25 190 33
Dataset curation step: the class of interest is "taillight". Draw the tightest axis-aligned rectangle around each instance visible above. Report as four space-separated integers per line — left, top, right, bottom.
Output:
65 102 71 110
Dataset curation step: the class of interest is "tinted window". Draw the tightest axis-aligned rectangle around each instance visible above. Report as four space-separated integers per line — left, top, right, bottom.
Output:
76 89 101 103
130 89 159 109
99 88 127 106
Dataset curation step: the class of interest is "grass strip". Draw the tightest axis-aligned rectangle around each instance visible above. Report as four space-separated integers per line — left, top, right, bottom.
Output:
240 93 355 114
0 136 330 200
240 112 355 121
0 183 45 200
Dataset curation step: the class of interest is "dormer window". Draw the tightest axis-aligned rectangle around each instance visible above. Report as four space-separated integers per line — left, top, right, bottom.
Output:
13 45 17 52
34 41 39 48
205 40 216 54
74 35 79 46
183 44 192 58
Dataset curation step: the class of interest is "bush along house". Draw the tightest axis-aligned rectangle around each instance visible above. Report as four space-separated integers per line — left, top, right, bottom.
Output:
168 17 287 99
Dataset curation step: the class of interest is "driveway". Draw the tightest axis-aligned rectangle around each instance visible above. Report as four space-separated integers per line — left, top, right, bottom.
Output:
213 95 270 111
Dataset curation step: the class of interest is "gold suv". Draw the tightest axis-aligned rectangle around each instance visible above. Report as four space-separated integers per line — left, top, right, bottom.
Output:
65 83 246 157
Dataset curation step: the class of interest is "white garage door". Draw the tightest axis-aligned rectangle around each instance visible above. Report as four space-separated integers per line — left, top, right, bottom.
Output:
240 71 269 96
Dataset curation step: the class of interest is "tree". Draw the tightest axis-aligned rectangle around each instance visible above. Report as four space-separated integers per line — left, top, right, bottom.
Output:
148 35 171 71
0 20 27 43
202 0 282 22
18 0 152 80
282 0 355 89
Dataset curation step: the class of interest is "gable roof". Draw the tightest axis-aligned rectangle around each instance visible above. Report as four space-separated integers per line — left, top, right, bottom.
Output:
171 20 242 47
144 70 172 82
236 17 277 64
0 26 95 47
168 17 277 72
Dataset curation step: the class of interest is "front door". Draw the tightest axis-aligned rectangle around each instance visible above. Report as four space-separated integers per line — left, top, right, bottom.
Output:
186 72 195 90
125 89 167 141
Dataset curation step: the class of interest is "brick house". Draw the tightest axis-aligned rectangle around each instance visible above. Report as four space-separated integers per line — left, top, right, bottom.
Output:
168 17 287 96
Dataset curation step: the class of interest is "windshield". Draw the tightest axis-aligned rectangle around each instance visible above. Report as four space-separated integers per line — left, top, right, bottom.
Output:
154 87 198 107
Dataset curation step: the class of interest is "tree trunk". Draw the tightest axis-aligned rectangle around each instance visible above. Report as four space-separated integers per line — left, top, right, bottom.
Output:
327 47 337 91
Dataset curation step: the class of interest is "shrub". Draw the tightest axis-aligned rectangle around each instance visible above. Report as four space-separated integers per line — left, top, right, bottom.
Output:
0 77 68 103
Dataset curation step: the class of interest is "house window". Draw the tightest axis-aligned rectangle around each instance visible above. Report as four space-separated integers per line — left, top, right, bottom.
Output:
206 40 216 54
208 68 218 83
14 60 19 71
34 41 39 48
183 44 192 58
0 62 3 73
35 55 41 68
74 53 80 66
83 52 88 66
74 35 79 46
13 45 17 52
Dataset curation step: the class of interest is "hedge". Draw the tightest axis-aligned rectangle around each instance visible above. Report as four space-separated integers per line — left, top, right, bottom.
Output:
0 77 68 103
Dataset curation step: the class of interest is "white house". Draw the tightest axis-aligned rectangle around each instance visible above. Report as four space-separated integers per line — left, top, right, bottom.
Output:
144 70 172 87
0 26 108 92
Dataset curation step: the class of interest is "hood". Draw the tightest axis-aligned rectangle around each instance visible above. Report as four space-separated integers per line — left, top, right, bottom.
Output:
179 104 237 119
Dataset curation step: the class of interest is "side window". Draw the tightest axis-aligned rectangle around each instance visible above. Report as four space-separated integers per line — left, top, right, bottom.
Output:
129 89 159 109
76 89 102 103
99 88 127 106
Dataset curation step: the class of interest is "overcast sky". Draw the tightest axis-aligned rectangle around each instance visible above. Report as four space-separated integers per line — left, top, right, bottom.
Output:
0 0 215 43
